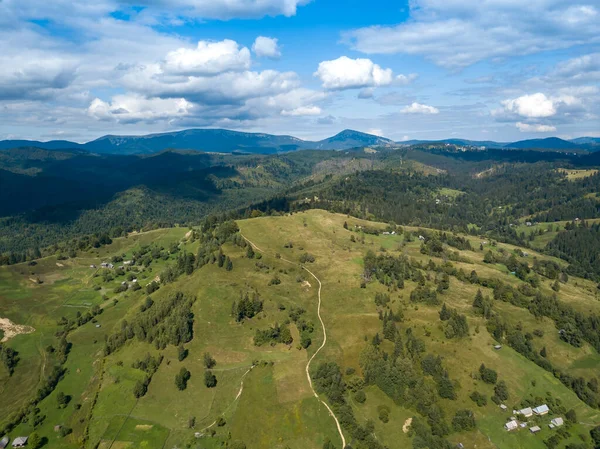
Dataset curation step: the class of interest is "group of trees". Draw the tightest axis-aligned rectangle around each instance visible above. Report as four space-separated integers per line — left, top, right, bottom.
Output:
132 354 164 398
232 291 263 322
0 343 19 375
254 323 293 346
439 304 469 339
288 306 315 349
104 291 195 356
360 311 467 443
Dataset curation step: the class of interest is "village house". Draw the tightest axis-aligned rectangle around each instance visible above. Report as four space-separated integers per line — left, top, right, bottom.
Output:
518 407 533 418
530 426 541 434
505 420 518 431
90 264 97 269
499 404 508 411
550 417 564 428
494 345 502 350
0 436 9 449
11 437 27 448
533 404 549 416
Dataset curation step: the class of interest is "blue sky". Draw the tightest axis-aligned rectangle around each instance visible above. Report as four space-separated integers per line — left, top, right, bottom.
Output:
0 0 598 143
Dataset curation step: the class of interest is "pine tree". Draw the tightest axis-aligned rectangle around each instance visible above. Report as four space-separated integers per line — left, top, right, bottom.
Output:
439 303 451 321
225 256 233 271
246 245 255 259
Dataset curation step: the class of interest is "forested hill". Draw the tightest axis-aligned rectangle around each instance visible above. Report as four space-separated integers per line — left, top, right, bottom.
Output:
1 128 597 155
0 129 395 155
1 145 600 282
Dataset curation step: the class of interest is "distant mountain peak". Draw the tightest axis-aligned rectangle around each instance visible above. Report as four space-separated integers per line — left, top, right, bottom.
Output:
1 128 598 155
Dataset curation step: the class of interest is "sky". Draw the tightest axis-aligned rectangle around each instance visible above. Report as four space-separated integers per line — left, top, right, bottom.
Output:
0 0 598 143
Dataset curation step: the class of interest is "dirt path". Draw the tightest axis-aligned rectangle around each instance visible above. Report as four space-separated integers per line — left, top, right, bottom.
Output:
198 365 255 434
241 233 347 448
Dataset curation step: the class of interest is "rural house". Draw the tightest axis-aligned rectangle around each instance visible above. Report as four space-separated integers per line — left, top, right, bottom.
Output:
533 404 549 415
530 426 541 434
505 420 518 431
550 417 564 428
11 437 27 448
0 436 9 449
518 407 533 418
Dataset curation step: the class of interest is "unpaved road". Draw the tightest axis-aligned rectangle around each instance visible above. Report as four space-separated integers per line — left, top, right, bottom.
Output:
241 234 347 448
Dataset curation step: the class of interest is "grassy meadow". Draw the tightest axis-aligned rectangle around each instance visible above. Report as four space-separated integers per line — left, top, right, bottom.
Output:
0 210 598 449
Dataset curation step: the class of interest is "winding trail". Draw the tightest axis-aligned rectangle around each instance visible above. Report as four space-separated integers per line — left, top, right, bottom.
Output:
198 365 254 434
241 233 347 448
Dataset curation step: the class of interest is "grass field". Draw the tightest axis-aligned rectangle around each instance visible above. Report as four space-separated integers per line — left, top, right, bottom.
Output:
557 168 599 181
1 210 599 449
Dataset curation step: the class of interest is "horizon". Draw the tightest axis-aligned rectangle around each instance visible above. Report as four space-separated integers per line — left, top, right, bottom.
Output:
2 126 599 146
0 1 598 143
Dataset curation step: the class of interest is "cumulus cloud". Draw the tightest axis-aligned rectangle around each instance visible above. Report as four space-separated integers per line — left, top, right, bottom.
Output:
344 1 600 68
501 93 556 118
164 40 251 76
86 38 324 127
314 56 393 90
88 95 193 124
516 122 557 133
252 36 281 59
401 102 439 114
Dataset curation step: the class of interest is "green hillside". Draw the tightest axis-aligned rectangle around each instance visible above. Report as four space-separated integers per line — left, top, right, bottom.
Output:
1 210 599 449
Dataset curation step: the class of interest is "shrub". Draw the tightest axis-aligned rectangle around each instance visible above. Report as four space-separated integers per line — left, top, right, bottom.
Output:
378 405 390 423
479 364 498 384
175 367 191 390
452 409 476 432
299 253 316 263
354 390 366 403
204 370 217 388
203 352 216 369
469 391 487 407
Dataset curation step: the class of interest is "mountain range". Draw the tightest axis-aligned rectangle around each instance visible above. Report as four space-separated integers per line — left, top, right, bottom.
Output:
0 129 598 155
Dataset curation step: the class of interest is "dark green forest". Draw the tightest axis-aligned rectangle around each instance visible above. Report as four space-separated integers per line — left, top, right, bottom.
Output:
2 144 600 281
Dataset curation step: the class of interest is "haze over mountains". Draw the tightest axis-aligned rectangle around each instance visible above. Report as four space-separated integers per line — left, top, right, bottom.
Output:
0 129 598 155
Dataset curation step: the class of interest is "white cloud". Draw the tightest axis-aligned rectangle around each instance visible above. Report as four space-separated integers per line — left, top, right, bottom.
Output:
140 0 310 20
551 53 600 82
501 93 556 118
281 106 321 116
252 36 281 59
88 95 193 123
516 122 557 133
396 73 418 85
367 128 383 136
401 102 439 114
164 40 251 76
0 0 310 22
314 56 393 90
344 1 600 68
